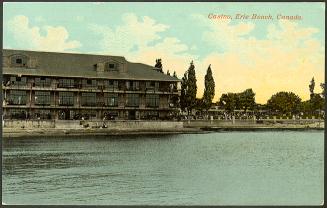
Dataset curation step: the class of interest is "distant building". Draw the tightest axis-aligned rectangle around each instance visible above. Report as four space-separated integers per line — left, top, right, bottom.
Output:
2 49 181 120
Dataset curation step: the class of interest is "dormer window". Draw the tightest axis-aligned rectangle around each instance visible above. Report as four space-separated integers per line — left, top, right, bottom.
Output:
105 62 118 71
16 58 22 64
10 54 28 67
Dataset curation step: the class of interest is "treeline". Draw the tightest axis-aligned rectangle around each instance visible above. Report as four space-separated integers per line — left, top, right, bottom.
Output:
154 59 325 116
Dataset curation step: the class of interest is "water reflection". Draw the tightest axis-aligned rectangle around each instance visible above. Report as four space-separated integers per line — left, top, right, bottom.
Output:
2 132 324 205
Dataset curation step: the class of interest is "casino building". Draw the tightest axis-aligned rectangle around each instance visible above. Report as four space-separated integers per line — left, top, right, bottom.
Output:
2 49 181 121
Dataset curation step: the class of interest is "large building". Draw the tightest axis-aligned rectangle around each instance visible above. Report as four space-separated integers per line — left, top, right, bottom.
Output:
2 49 181 121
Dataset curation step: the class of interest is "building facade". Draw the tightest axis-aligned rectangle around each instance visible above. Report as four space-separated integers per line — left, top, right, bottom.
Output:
2 49 181 121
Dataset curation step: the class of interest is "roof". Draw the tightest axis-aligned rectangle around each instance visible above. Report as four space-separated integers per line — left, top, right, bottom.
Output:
3 49 180 82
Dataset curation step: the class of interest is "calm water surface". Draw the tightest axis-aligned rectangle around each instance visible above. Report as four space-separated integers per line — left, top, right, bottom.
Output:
2 131 324 205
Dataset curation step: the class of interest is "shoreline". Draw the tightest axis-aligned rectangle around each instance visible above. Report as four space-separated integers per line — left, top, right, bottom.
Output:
3 125 324 138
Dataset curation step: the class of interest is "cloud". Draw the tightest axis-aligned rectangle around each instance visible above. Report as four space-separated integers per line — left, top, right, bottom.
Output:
195 17 324 103
6 15 81 52
90 13 169 55
90 13 197 77
91 13 324 104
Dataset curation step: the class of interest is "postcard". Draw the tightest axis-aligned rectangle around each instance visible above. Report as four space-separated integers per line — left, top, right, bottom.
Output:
2 2 324 206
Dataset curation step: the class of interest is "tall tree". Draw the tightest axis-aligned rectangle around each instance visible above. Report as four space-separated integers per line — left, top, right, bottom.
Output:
202 64 215 112
173 71 177 78
185 61 197 114
180 72 188 112
166 70 170 76
309 77 315 98
267 91 301 114
154 59 163 73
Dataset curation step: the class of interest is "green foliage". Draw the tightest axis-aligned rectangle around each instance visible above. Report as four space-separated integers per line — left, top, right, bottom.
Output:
239 88 256 112
320 83 325 98
173 71 177 78
179 61 198 114
219 93 239 112
267 91 301 114
309 77 315 97
194 98 205 111
154 59 163 73
202 64 215 111
218 88 255 112
310 93 324 112
180 72 188 111
185 61 197 112
299 100 312 113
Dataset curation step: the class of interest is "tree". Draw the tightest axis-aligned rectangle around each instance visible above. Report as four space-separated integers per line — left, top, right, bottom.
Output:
309 77 315 98
185 61 197 114
154 59 163 73
320 83 325 98
219 93 239 112
166 70 170 76
299 100 312 114
180 72 188 112
310 93 324 113
202 64 215 112
239 88 256 112
173 71 177 78
267 91 301 114
194 98 205 112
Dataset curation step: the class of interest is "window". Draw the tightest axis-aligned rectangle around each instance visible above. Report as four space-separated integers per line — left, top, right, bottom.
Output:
104 80 118 90
105 62 118 71
35 77 51 87
104 93 118 107
58 79 75 88
146 81 159 90
6 109 27 119
79 110 97 120
131 81 139 90
58 92 74 106
143 111 159 120
7 90 27 105
126 94 139 107
10 76 27 87
35 91 51 106
103 111 118 120
125 81 130 90
126 81 139 91
82 79 97 88
146 94 160 107
10 54 28 67
81 93 96 106
34 110 51 119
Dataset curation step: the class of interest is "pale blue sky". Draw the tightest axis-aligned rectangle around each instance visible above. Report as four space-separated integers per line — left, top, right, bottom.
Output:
4 2 325 58
3 2 325 103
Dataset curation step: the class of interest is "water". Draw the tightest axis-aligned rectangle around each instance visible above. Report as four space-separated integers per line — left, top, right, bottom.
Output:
2 131 324 205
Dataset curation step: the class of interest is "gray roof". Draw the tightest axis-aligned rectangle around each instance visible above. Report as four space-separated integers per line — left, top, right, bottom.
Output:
3 49 180 82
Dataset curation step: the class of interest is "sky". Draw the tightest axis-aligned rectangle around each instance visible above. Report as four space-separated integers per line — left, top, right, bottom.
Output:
3 2 325 104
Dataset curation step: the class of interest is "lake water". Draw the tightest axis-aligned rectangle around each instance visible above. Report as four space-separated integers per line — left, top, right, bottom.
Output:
2 131 324 205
